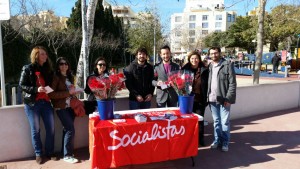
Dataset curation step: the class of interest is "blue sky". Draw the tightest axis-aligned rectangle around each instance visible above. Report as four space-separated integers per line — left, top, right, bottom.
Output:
46 0 281 31
48 0 279 18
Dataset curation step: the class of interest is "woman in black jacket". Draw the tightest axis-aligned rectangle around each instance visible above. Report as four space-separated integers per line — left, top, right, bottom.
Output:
182 51 209 146
19 46 57 164
84 57 109 114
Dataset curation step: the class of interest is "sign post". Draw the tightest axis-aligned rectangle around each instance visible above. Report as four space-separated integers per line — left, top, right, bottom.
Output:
0 0 11 106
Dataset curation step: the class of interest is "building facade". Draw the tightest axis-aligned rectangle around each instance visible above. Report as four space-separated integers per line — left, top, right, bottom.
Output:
102 0 137 27
170 0 236 57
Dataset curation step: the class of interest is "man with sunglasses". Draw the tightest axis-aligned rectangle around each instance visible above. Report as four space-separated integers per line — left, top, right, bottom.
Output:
124 47 155 110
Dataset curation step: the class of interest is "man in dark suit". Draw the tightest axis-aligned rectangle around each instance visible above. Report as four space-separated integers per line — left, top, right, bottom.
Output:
152 45 180 107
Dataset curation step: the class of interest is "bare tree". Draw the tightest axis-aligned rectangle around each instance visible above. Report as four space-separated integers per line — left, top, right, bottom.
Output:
75 0 98 90
4 0 51 46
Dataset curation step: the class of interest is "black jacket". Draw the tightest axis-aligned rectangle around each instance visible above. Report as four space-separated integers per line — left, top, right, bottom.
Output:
182 62 209 106
125 60 155 101
19 63 53 106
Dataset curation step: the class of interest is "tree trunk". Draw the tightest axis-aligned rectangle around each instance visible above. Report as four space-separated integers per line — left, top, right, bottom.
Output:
75 0 87 89
75 0 98 92
86 0 99 72
253 0 267 85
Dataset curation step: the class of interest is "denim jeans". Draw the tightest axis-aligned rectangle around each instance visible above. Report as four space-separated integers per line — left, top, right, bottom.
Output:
129 101 151 110
24 100 55 156
56 108 75 157
209 102 231 146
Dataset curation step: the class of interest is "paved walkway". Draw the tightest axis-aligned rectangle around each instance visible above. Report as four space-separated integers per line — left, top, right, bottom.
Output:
1 108 300 169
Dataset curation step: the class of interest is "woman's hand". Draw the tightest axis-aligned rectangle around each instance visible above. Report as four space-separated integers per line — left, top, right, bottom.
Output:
69 87 76 95
37 86 46 93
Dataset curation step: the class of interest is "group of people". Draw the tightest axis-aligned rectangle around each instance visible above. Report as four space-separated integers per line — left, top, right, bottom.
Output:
19 46 81 164
124 45 237 152
19 44 236 165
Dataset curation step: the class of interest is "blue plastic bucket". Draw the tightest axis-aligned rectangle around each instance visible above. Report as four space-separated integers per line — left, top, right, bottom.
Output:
97 99 114 120
178 95 194 114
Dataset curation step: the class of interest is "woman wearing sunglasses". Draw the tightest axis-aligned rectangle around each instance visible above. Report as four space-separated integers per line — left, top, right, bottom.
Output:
48 57 80 163
84 57 109 114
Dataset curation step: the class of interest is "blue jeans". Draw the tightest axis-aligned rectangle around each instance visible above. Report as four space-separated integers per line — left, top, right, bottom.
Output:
209 102 231 146
24 100 55 156
129 101 151 110
56 108 75 157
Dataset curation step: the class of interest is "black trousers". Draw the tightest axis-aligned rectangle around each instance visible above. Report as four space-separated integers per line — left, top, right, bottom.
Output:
192 102 206 143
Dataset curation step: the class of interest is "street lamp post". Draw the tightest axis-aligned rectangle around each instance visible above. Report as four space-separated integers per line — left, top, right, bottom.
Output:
153 23 156 65
296 34 300 71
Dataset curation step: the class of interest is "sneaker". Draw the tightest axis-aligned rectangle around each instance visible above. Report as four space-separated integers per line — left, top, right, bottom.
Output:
210 141 219 149
63 156 79 164
36 156 43 164
222 145 229 152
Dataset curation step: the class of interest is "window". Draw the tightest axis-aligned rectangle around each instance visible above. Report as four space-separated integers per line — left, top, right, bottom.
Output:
189 15 196 21
189 23 196 29
175 16 182 22
215 22 222 28
202 30 208 35
202 22 208 28
227 14 232 22
216 15 222 20
232 14 236 22
175 31 182 37
189 30 195 36
202 15 208 21
189 38 195 43
174 41 180 45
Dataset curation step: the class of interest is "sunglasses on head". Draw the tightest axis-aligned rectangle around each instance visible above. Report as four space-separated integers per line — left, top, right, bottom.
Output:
59 62 68 66
98 63 106 67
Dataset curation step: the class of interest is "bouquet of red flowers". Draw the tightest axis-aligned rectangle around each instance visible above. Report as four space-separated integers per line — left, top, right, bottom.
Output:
88 72 126 100
167 70 194 96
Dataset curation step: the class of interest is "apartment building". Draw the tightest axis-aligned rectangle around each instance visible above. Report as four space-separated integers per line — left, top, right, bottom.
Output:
102 0 137 27
170 0 236 56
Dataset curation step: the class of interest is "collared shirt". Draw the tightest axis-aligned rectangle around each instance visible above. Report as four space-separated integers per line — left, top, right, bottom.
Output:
208 61 222 102
163 63 171 74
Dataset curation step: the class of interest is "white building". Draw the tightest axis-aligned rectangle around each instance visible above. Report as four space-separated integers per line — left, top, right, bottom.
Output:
170 0 236 56
103 1 137 27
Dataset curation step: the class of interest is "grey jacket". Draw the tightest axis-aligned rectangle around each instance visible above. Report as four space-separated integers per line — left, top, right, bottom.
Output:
152 61 180 104
208 59 237 104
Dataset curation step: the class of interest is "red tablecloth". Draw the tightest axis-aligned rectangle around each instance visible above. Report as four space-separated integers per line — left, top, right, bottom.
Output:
89 110 198 169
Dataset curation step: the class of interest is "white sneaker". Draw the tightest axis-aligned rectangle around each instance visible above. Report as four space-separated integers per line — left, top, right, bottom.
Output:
210 142 219 149
63 156 79 164
222 145 229 152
